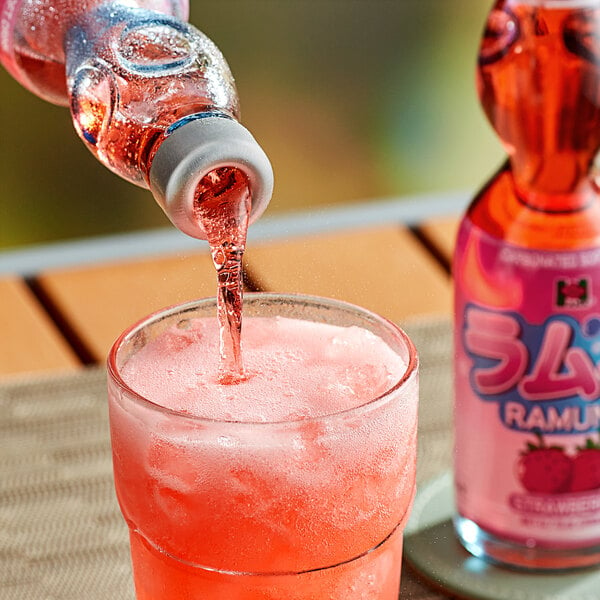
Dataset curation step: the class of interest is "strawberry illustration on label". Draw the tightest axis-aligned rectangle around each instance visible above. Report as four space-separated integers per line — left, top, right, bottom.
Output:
517 433 573 493
570 438 600 492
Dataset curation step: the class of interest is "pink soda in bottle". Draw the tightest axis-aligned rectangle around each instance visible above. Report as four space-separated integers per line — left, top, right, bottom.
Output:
0 0 273 240
453 0 600 569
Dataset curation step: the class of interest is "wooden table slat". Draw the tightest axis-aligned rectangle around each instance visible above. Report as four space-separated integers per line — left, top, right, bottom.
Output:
417 217 459 267
24 223 455 371
244 225 451 324
0 277 80 376
36 251 218 363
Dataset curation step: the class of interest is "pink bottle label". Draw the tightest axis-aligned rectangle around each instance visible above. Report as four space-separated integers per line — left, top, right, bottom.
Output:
455 217 600 548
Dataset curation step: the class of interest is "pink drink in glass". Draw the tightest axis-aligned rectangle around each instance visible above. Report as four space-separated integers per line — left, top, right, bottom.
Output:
107 294 418 599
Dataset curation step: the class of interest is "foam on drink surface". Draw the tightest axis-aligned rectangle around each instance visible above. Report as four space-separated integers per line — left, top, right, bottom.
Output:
121 315 406 422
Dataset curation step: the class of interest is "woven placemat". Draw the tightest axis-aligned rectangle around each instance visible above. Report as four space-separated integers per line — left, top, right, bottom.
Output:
0 316 453 600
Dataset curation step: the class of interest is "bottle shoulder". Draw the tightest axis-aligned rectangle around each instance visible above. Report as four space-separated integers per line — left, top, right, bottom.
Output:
465 168 600 251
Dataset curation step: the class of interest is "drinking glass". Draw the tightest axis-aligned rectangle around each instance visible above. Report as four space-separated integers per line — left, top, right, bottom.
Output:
107 293 419 599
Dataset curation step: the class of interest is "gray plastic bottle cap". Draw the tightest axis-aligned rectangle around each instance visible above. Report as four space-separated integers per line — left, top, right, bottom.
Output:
149 116 274 240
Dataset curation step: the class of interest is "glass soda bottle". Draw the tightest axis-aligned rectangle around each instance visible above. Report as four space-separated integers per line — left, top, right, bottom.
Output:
0 0 273 239
453 0 600 569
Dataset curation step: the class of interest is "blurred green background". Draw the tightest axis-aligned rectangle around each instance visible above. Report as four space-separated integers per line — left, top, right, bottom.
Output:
0 0 502 249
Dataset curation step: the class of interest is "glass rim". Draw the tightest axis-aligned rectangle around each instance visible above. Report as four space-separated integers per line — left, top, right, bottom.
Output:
107 292 418 426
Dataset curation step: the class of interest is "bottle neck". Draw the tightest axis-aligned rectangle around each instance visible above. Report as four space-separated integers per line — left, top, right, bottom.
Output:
149 115 273 240
511 153 598 213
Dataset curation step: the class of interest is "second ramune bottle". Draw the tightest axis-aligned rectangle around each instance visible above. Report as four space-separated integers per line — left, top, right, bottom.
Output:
0 0 273 239
454 0 600 569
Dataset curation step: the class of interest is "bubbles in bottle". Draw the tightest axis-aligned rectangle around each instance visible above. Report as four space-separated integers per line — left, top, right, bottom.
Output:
115 20 195 73
64 4 240 186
